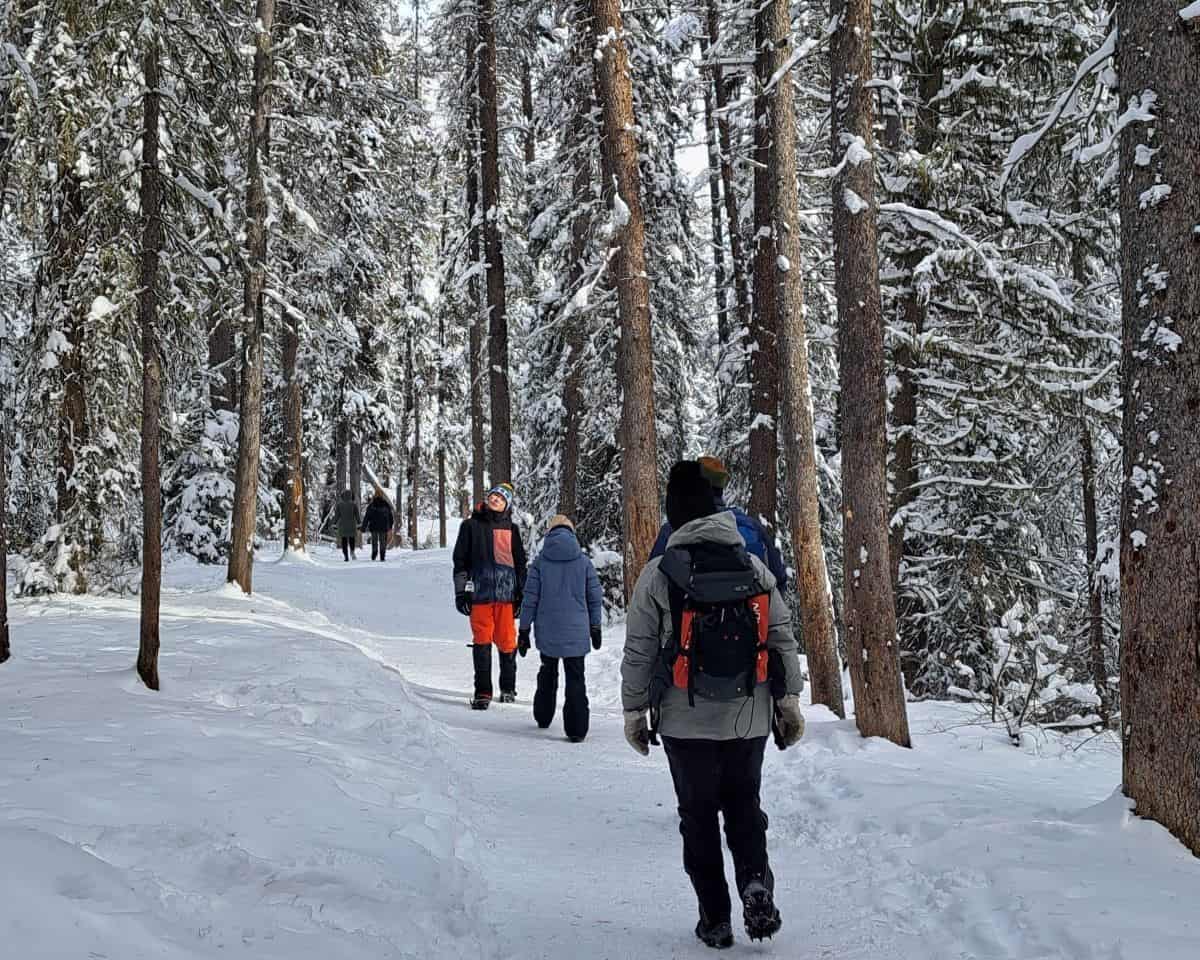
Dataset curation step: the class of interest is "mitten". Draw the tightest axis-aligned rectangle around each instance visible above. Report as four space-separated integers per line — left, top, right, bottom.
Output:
518 628 531 658
455 592 472 616
623 710 651 757
774 694 805 749
590 625 602 651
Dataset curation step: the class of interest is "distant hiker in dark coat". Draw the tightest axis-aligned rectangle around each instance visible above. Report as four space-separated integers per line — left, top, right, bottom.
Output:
518 515 603 742
334 490 360 561
452 483 527 709
623 460 805 951
648 455 790 594
362 490 395 562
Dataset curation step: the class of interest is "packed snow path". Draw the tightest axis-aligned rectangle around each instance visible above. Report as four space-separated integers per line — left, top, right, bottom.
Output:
4 543 1199 959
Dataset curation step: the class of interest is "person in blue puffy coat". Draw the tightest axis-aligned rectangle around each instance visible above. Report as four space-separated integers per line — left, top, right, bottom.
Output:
518 515 604 742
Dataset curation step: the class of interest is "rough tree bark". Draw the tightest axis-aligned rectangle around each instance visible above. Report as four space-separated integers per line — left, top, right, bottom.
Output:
748 7 779 530
707 0 750 344
766 0 843 717
832 0 910 747
558 9 591 520
1117 1 1200 857
479 0 511 484
407 332 421 548
137 37 164 690
282 307 305 553
590 0 660 600
465 35 486 504
227 0 275 594
699 16 729 412
1079 417 1107 724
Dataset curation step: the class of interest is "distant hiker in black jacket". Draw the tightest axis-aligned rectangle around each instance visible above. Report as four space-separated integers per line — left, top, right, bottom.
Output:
362 490 395 562
334 490 360 561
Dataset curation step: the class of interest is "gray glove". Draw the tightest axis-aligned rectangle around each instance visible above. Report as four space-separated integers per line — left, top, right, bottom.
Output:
775 694 805 748
623 710 651 757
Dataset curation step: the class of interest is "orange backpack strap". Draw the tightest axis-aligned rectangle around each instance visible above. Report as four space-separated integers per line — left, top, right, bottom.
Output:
750 593 770 683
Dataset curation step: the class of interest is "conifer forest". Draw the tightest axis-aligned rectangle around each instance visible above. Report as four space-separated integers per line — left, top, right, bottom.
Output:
2 0 1200 885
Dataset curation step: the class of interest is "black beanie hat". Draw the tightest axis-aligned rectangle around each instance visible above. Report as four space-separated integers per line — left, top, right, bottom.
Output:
665 460 717 531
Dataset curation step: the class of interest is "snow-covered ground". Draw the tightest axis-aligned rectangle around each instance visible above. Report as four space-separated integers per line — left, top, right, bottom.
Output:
3 543 1198 959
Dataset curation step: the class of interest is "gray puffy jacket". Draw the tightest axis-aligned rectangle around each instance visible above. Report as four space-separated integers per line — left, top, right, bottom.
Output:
621 512 804 740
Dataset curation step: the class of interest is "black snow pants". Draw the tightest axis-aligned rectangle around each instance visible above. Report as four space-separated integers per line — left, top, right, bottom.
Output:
472 644 517 700
661 735 772 925
533 655 589 740
370 530 388 561
340 536 355 561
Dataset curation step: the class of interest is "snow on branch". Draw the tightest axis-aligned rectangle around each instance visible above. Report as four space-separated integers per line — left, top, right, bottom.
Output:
880 202 1004 291
997 28 1116 192
1182 2 1200 22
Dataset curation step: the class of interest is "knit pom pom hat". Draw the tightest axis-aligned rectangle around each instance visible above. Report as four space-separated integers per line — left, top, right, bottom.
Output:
487 482 515 510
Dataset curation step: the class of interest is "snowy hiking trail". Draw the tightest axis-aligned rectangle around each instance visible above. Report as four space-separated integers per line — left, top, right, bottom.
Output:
4 545 1200 959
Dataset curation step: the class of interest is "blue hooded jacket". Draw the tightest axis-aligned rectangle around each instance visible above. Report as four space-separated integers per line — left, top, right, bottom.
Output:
519 525 603 659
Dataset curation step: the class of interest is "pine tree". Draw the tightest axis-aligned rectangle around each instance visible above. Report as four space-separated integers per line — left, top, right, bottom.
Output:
1117 0 1200 857
832 0 910 746
228 0 277 594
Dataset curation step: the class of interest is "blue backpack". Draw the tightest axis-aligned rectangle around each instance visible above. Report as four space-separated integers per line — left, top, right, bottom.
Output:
731 509 767 564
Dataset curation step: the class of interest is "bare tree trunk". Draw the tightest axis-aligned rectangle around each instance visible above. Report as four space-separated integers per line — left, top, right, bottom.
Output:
699 29 729 412
558 10 592 520
748 6 779 531
479 0 511 484
407 333 421 548
335 414 348 493
1117 1 1200 857
522 58 535 167
707 0 750 343
54 171 87 530
766 0 843 717
0 393 6 663
137 37 164 690
1079 417 1108 724
227 0 276 594
465 37 487 505
282 309 305 552
832 0 910 747
590 0 660 600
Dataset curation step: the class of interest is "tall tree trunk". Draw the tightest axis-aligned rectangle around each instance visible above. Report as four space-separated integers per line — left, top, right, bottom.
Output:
407 332 421 548
282 309 305 552
479 0 511 483
590 0 660 600
832 0 910 747
54 172 87 528
465 36 487 504
887 20 946 619
707 0 750 343
227 0 276 594
1080 416 1107 724
699 31 729 413
558 10 592 520
1117 1 1200 857
335 414 348 494
748 6 779 531
522 58 535 167
0 387 6 664
137 38 164 690
766 0 843 717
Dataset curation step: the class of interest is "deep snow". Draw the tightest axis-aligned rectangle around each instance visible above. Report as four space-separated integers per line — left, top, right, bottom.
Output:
3 542 1198 959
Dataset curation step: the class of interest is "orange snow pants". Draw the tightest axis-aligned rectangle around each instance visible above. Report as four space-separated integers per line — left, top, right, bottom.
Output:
470 602 518 653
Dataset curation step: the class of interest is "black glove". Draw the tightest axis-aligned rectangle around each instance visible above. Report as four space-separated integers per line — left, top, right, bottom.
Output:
455 592 472 616
518 628 531 658
590 625 602 651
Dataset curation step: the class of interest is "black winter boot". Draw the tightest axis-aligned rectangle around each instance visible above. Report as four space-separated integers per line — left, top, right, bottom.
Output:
695 917 734 950
741 881 781 942
497 650 517 701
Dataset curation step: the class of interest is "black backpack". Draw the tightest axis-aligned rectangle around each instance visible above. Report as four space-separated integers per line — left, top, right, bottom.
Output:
650 542 771 714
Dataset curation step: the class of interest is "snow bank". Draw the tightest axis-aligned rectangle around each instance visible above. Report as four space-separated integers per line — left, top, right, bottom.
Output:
0 585 497 960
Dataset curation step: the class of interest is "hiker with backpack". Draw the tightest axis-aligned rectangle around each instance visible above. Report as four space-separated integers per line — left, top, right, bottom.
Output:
517 515 603 743
452 483 528 709
648 455 789 594
622 460 806 950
